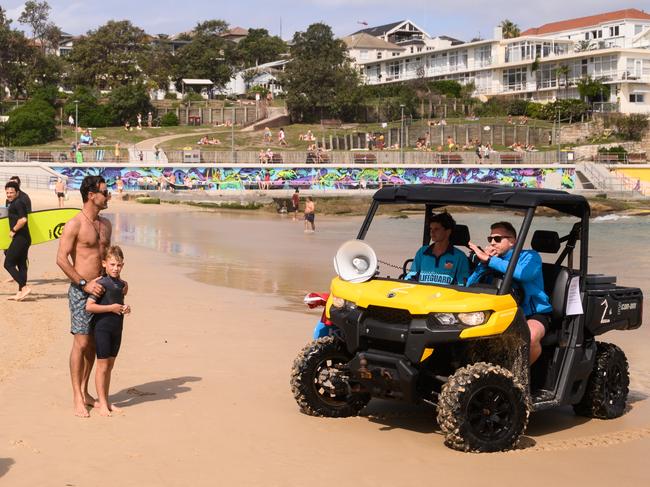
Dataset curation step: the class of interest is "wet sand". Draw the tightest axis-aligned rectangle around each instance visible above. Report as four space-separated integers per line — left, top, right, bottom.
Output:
0 190 649 486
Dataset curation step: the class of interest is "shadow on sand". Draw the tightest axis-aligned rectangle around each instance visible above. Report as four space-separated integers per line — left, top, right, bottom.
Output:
0 458 15 478
112 376 202 408
359 390 649 450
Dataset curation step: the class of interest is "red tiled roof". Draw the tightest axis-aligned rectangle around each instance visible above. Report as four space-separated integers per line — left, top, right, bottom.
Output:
522 8 650 35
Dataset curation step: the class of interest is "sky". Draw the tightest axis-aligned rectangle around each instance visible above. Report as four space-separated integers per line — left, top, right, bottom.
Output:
2 0 648 41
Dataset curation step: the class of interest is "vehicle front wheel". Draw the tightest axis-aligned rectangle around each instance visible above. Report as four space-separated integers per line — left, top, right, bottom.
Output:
290 336 369 417
437 362 529 452
573 342 629 419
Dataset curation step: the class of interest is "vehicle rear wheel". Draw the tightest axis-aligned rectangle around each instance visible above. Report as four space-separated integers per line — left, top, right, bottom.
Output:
437 362 529 452
573 342 629 419
290 336 369 417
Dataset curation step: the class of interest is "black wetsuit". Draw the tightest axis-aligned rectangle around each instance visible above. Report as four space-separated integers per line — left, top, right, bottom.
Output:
90 276 126 359
4 197 31 289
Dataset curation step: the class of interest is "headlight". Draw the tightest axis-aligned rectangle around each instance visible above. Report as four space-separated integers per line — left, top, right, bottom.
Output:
434 313 458 325
434 311 490 327
330 295 357 310
457 311 489 326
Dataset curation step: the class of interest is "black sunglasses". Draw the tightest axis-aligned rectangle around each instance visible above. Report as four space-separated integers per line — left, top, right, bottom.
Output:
487 235 513 243
91 189 110 197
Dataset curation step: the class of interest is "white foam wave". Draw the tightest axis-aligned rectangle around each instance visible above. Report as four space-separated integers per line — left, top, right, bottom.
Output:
592 214 632 222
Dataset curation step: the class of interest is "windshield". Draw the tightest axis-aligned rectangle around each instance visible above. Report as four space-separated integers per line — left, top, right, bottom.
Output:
361 203 581 286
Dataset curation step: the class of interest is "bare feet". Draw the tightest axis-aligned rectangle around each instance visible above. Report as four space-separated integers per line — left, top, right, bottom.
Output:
16 286 32 301
109 403 122 413
74 398 90 418
98 405 112 417
84 394 98 408
3 277 14 283
7 293 19 301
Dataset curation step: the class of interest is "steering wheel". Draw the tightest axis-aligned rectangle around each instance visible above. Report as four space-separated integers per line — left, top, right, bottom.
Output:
399 258 414 280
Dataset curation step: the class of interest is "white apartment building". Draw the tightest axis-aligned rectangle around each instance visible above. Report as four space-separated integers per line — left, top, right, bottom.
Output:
348 9 650 114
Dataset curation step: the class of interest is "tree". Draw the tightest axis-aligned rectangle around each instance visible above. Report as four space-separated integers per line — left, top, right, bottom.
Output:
173 20 235 90
577 76 610 104
107 82 152 125
67 20 148 90
236 28 287 67
556 64 570 99
282 23 361 122
140 40 175 91
0 8 39 99
499 19 520 39
18 1 52 53
575 40 592 52
5 98 56 145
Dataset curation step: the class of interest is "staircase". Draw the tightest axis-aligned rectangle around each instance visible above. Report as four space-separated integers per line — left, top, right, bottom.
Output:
577 161 646 196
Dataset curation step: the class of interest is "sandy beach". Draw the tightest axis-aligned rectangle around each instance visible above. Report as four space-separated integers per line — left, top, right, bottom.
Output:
1 189 649 486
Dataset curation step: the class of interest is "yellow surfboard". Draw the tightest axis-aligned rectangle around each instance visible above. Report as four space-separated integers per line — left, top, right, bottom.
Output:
0 208 80 250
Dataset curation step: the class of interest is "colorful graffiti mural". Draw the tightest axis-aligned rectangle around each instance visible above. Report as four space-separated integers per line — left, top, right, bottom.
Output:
52 166 576 191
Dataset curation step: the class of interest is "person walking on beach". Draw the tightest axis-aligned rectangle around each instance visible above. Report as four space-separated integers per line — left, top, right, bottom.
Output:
56 175 113 417
6 176 32 212
278 128 288 146
86 245 131 417
55 177 67 208
291 188 300 221
304 196 315 233
4 181 32 301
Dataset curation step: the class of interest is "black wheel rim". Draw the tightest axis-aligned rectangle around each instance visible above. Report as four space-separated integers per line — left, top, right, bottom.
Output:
604 363 626 406
466 385 515 442
312 355 349 406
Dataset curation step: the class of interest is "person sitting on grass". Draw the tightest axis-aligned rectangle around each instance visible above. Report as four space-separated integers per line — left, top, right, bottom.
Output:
85 245 131 417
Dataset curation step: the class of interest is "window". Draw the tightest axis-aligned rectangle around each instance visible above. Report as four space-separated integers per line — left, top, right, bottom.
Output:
629 94 645 103
502 67 527 91
377 51 382 59
609 26 620 37
477 45 492 67
388 60 401 78
359 50 369 61
635 25 643 35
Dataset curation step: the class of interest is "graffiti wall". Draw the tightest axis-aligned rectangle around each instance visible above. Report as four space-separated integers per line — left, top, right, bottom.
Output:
52 166 576 191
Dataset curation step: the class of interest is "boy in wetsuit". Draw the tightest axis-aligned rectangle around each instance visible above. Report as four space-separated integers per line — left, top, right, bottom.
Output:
86 245 131 417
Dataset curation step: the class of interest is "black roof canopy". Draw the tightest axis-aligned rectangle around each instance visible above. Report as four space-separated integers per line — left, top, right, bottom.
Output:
373 184 589 218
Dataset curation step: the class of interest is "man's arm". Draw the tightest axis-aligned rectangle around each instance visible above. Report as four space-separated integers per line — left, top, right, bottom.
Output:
56 217 83 284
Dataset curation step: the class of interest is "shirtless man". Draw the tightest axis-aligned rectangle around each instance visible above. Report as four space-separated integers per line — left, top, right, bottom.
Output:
57 176 112 417
55 177 66 208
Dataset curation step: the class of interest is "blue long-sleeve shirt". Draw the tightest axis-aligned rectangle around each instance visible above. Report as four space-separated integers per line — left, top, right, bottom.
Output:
467 248 552 316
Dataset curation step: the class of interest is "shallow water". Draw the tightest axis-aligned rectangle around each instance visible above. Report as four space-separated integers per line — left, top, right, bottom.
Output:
107 208 650 300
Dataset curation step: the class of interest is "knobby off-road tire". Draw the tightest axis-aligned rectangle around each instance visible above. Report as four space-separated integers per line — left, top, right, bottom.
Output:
573 342 629 419
290 336 369 417
437 362 529 452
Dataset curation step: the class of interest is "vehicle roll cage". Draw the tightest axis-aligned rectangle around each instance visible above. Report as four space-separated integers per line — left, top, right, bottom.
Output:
356 184 590 296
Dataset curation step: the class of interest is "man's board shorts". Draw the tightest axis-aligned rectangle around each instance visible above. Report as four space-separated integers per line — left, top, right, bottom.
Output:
68 284 93 335
57 192 65 198
305 213 315 223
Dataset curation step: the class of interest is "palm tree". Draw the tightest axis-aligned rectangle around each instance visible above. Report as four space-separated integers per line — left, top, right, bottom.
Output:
556 64 570 99
499 19 521 39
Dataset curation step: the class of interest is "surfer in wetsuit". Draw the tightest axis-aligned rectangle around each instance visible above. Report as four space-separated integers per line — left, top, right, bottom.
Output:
4 181 32 300
86 245 131 417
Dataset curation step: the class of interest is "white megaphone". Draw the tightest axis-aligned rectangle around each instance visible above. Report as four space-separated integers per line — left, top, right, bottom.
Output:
333 240 377 283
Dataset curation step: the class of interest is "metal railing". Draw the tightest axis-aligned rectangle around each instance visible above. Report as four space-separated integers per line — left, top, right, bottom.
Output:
580 161 648 195
1 147 573 165
0 171 59 190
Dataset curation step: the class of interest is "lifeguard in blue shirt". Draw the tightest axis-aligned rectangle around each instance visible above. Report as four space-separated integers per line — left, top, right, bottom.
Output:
467 221 552 365
406 212 470 286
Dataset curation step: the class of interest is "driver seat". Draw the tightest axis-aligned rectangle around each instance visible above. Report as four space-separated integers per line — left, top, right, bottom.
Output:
531 230 571 347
